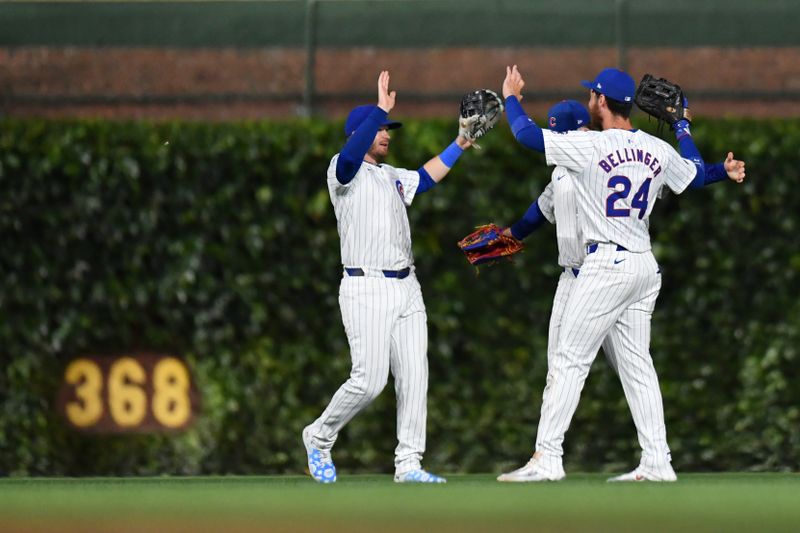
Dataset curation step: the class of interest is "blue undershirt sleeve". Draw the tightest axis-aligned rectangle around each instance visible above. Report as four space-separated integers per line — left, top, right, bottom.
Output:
335 107 387 184
510 198 547 240
438 140 464 168
505 96 545 152
674 120 706 189
703 162 728 185
416 166 436 195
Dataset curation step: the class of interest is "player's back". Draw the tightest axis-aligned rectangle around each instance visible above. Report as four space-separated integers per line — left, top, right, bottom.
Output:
543 128 697 253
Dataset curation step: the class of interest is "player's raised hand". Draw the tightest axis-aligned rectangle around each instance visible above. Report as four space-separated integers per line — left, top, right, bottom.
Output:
377 70 396 113
502 65 525 101
724 152 746 183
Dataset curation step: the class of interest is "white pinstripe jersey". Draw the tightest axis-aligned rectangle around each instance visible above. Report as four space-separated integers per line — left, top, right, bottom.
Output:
327 154 421 270
537 167 585 269
542 128 697 252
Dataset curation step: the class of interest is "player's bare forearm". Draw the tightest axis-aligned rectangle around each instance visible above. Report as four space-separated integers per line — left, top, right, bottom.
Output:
423 157 451 183
422 137 473 183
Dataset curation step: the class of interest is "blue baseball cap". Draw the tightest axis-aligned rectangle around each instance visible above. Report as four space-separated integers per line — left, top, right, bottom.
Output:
344 104 402 137
581 68 635 103
548 100 590 132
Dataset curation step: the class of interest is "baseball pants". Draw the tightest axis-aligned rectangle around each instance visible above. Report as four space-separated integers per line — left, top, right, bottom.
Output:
306 271 429 473
536 244 671 471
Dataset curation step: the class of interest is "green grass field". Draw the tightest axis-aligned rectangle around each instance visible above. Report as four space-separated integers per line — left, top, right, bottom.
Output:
1 474 798 532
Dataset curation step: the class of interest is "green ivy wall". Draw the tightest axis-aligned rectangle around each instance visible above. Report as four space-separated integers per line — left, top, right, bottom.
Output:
0 118 797 476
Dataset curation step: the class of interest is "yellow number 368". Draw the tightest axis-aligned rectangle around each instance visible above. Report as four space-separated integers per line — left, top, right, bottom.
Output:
62 355 195 432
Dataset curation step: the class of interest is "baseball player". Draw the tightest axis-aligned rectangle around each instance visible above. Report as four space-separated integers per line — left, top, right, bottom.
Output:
497 96 745 483
496 65 741 482
302 71 473 484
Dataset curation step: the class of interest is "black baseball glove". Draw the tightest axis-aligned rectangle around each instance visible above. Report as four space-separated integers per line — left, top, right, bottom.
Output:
634 74 691 127
459 89 504 146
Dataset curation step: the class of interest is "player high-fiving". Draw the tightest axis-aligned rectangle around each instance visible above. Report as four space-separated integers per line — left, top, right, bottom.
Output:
496 65 746 484
303 70 481 485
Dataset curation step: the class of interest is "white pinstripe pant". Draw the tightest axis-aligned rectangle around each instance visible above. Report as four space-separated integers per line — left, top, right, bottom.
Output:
307 272 429 473
536 244 671 471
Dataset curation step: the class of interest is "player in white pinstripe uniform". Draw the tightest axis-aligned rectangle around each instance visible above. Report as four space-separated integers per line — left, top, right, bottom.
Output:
303 71 474 483
498 97 745 482
497 66 744 482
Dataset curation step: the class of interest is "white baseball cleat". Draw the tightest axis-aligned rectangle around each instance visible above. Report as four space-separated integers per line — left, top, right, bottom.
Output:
607 466 677 483
394 469 447 484
302 425 337 483
497 454 565 482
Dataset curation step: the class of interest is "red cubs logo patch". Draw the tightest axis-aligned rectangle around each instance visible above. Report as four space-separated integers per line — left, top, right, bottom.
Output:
395 180 405 199
549 116 557 128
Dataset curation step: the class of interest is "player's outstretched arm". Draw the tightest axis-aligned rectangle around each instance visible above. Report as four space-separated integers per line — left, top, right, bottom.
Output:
505 198 548 240
503 65 545 152
699 153 746 186
673 120 706 188
414 116 475 194
668 94 707 188
420 135 473 181
335 71 395 184
504 181 555 240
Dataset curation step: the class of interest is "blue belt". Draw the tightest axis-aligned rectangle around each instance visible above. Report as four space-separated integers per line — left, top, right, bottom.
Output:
345 267 410 279
587 243 627 254
565 267 580 277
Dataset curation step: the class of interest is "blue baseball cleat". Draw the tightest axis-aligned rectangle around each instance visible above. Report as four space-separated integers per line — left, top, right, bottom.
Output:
302 426 337 483
394 469 447 484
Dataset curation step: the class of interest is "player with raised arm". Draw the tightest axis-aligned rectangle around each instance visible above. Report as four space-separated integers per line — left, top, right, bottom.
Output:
302 71 475 484
497 97 745 482
496 65 743 482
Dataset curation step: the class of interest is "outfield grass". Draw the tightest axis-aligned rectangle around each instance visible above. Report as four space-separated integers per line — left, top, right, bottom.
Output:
1 473 798 532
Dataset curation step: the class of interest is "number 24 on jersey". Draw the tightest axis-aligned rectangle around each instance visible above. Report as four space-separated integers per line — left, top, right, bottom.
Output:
606 175 652 219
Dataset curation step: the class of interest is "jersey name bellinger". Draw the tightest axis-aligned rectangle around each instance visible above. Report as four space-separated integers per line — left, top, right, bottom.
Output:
598 149 662 177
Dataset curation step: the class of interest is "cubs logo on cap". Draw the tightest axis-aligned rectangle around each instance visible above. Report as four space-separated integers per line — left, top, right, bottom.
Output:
547 100 590 133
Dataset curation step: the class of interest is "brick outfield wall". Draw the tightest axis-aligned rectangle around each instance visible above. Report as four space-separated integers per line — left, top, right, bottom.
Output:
1 47 799 120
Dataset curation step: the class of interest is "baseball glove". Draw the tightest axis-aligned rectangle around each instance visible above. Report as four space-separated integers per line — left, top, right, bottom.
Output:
459 89 504 146
634 74 690 127
457 223 524 267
